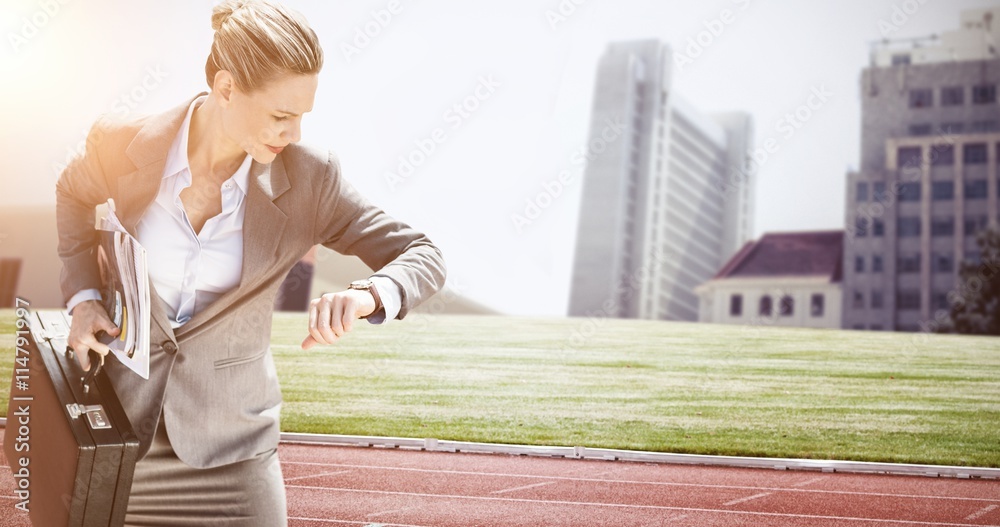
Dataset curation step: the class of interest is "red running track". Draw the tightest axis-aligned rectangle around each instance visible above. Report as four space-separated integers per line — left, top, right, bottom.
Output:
1 437 998 526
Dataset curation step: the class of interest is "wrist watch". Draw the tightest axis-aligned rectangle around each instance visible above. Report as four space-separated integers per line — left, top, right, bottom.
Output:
349 279 383 319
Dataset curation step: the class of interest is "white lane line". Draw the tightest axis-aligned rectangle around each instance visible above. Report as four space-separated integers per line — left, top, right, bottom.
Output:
284 470 353 483
286 485 1000 527
491 481 556 495
280 461 999 502
793 476 828 488
723 492 772 506
287 518 428 527
366 507 415 518
966 505 999 521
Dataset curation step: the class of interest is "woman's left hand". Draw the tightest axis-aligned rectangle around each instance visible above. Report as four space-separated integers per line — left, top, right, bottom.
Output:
301 289 376 349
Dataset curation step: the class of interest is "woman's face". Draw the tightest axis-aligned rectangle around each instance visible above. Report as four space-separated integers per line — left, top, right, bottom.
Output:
223 72 319 164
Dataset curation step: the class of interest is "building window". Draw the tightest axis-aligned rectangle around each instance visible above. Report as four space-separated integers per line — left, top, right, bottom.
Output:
933 253 953 273
932 292 949 311
897 146 922 168
855 217 868 237
908 123 932 136
873 182 887 202
941 86 964 106
871 324 883 330
930 145 954 167
855 255 865 273
964 143 987 165
897 182 921 202
779 295 794 316
909 89 933 108
966 249 982 264
973 84 997 105
729 294 743 317
873 219 885 237
898 253 921 273
856 182 868 202
871 290 884 309
965 215 988 237
872 254 884 272
965 180 988 199
939 122 964 135
897 290 921 310
810 294 824 317
759 295 773 316
898 217 921 237
972 120 999 133
852 290 864 309
931 217 954 236
891 54 910 66
931 181 953 200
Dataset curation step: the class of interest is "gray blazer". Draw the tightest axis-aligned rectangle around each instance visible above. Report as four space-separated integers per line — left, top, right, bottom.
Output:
55 94 447 469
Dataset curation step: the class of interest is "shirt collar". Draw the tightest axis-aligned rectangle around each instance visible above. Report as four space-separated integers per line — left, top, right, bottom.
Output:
162 95 252 195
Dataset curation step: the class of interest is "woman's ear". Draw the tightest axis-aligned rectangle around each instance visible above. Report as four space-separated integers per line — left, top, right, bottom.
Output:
213 70 234 107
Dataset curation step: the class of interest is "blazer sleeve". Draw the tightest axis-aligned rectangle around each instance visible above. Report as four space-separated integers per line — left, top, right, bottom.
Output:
55 121 114 304
313 150 447 319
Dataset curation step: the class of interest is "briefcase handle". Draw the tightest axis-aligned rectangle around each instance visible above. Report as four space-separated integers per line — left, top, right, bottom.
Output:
65 347 105 394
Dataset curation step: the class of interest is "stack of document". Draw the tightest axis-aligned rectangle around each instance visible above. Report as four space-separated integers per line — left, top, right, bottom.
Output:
95 199 151 379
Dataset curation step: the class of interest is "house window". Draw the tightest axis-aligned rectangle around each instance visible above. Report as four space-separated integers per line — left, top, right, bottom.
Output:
908 123 933 136
855 217 869 237
872 255 884 272
855 255 865 273
729 294 743 317
909 88 933 108
931 217 954 236
973 84 997 105
852 290 864 309
871 290 884 309
898 253 921 273
930 145 954 166
931 181 953 200
964 143 987 165
897 147 922 168
965 180 988 199
897 182 921 202
779 295 794 316
759 295 773 316
940 86 964 106
933 252 954 273
873 219 885 237
897 290 921 310
856 182 869 202
810 294 824 317
898 217 921 237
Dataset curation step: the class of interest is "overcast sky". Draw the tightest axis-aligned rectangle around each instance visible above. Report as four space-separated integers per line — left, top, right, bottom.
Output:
1 0 997 315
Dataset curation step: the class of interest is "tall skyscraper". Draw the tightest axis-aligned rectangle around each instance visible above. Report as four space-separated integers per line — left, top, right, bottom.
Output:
569 40 754 321
842 8 1000 331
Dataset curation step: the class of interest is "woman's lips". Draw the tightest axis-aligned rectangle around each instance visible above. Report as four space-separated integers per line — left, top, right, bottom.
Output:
267 145 285 154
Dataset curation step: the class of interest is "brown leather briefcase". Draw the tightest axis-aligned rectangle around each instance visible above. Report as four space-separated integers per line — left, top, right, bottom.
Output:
4 308 139 526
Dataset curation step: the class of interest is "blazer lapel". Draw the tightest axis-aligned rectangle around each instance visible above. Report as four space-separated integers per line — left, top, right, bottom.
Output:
173 156 289 341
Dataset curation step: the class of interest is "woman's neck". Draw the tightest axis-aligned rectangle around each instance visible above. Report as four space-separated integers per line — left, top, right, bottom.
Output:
187 94 246 184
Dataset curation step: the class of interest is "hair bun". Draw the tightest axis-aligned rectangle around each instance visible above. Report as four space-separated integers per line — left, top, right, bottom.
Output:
211 0 250 31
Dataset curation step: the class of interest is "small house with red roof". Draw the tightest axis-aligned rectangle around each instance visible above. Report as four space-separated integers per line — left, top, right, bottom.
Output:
694 230 844 328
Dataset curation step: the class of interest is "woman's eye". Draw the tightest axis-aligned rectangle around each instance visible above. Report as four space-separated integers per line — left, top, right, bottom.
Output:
273 115 288 122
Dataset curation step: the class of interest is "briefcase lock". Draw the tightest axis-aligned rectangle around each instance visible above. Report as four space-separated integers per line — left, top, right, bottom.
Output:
66 404 113 430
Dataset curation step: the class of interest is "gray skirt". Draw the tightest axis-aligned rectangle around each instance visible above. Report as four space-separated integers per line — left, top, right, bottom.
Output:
123 416 288 527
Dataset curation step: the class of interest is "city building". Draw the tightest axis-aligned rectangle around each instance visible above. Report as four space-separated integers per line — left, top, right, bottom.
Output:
843 7 1000 331
695 230 844 329
568 40 754 321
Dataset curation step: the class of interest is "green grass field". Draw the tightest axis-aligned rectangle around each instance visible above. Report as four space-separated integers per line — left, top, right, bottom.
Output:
2 310 999 467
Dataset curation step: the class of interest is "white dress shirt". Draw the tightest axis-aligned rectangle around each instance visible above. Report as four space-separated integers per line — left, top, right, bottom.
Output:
68 95 400 326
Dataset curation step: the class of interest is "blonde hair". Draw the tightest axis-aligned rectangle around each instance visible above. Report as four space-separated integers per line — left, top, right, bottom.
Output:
205 0 323 92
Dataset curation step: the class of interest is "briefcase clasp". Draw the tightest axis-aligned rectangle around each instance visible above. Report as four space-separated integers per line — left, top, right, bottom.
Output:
66 404 113 430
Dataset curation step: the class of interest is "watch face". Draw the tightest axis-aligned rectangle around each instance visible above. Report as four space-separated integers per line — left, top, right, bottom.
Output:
350 279 372 290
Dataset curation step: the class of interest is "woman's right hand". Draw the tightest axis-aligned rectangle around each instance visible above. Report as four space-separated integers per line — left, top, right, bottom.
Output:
68 300 120 372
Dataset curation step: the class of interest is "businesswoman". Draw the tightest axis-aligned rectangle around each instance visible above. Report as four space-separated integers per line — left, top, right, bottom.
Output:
57 1 446 525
